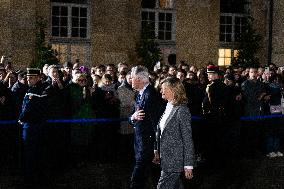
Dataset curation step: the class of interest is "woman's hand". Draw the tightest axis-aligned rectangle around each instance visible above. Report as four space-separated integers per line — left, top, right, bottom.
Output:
184 168 193 180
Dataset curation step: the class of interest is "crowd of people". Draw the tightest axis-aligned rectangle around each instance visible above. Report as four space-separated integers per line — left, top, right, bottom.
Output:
1 58 284 187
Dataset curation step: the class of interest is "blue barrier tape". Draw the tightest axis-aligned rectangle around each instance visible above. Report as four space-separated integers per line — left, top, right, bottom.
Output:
0 118 128 125
0 114 284 125
47 118 128 123
191 115 202 120
240 114 284 121
0 120 17 124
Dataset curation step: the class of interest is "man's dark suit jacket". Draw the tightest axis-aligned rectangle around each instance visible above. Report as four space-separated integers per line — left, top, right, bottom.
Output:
131 84 165 162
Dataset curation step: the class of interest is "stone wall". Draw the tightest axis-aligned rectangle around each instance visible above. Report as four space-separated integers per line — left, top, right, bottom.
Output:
0 0 283 69
0 0 51 69
176 0 219 68
91 0 141 66
0 0 12 63
272 0 284 66
251 0 269 66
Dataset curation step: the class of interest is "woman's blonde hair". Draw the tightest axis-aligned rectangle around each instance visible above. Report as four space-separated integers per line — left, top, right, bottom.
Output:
161 77 188 106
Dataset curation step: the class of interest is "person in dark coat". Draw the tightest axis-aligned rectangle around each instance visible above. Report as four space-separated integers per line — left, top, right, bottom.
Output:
264 74 283 158
0 80 13 119
129 65 166 189
180 70 205 162
0 80 15 168
241 67 269 157
9 71 28 166
94 73 120 163
18 68 48 185
45 65 69 170
202 65 230 164
223 73 243 158
66 72 94 167
11 71 28 116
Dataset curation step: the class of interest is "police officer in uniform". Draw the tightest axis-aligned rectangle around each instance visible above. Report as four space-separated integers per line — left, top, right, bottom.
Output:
18 68 48 186
202 65 230 164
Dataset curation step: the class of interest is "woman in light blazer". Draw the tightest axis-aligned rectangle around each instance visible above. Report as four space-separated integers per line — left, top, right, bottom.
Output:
153 77 195 189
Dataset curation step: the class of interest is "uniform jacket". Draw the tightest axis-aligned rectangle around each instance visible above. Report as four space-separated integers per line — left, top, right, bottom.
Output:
11 81 28 117
155 105 195 172
18 81 48 124
131 84 165 161
203 79 230 118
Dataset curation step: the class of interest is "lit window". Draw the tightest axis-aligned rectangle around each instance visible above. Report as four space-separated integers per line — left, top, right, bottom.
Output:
141 0 175 41
159 0 174 9
218 49 238 66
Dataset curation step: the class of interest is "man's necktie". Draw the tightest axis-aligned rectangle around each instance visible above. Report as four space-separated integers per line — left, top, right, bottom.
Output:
136 94 141 104
136 94 142 110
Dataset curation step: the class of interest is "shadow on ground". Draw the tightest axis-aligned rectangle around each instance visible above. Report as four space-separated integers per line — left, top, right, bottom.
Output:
1 156 284 189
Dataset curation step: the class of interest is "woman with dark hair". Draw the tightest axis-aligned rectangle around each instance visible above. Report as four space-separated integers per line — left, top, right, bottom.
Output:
153 77 195 189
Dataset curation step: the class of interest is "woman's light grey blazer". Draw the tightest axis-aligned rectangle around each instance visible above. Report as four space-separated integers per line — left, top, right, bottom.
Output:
155 104 196 172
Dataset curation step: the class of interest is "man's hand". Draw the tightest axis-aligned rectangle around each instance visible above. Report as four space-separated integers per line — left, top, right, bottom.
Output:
152 151 160 164
131 109 145 121
184 168 193 180
236 94 242 101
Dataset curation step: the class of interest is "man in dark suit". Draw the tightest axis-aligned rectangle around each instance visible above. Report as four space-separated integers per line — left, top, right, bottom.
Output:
129 65 165 189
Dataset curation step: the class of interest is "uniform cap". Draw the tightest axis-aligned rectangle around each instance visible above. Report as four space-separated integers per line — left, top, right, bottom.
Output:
206 65 219 73
26 68 41 76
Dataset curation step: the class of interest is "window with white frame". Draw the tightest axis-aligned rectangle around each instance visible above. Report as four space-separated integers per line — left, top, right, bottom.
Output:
220 0 249 43
158 13 172 40
141 0 175 41
219 0 250 66
218 48 238 66
50 0 91 65
51 0 89 38
220 14 246 43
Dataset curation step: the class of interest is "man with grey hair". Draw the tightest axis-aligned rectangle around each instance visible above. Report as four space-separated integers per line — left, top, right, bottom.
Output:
129 65 165 189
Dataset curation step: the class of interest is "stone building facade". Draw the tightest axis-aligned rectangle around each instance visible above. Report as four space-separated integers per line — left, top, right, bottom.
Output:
0 0 282 69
